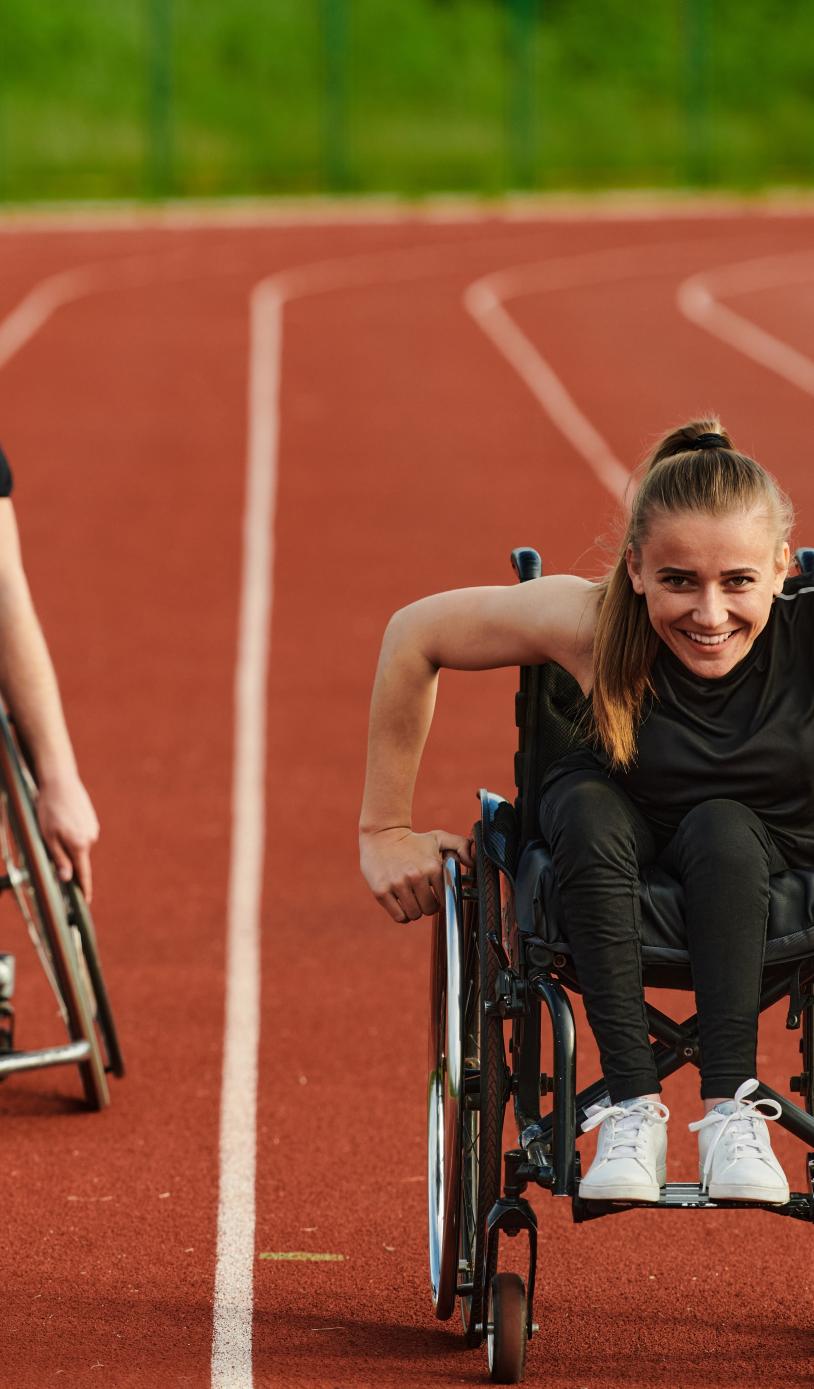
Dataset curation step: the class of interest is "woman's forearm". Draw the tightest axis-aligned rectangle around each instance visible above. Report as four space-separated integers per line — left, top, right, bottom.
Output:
359 608 441 835
0 504 76 785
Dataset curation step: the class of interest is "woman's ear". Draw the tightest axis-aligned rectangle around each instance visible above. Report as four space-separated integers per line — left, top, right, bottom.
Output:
625 544 645 595
773 540 791 595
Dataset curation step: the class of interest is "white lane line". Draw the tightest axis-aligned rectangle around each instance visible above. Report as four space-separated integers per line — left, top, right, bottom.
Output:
463 243 707 503
677 252 814 397
0 267 96 370
465 273 630 502
210 279 283 1389
0 248 232 374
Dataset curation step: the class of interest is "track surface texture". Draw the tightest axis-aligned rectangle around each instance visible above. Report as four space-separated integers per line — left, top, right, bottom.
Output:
0 204 812 1387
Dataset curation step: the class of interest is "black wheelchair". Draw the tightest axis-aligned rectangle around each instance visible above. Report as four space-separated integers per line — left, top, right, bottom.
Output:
428 546 814 1384
0 702 123 1109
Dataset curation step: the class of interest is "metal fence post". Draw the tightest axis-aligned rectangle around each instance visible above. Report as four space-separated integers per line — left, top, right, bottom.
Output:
321 0 348 191
146 0 173 197
0 92 6 203
508 0 536 188
684 0 710 185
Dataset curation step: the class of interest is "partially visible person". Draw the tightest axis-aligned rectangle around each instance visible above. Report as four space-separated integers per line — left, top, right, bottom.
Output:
0 443 98 900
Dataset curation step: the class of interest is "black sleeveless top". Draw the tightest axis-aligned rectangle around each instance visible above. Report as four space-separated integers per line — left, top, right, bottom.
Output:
541 583 814 867
0 446 13 497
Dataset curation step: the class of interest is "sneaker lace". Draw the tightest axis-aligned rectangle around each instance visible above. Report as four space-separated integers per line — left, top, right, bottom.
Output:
687 1078 783 1191
581 1098 669 1163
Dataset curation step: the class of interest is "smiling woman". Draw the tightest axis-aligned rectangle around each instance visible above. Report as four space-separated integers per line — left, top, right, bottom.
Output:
360 416 802 1210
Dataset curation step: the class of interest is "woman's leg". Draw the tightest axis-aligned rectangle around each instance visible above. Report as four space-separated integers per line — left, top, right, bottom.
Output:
539 770 660 1103
658 799 788 1100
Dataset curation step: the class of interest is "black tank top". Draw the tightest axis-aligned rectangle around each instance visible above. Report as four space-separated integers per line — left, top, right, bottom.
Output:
541 582 814 867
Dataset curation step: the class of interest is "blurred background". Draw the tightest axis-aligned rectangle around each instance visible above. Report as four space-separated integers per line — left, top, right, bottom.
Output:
2 0 814 203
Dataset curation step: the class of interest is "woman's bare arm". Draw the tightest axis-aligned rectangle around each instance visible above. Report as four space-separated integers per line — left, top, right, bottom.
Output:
0 501 99 898
359 575 597 922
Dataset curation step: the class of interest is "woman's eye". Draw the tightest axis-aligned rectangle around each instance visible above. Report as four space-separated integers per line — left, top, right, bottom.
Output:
727 575 753 588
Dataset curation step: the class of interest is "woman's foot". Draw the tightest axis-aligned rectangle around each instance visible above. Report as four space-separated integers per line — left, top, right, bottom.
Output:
578 1096 669 1201
688 1078 790 1204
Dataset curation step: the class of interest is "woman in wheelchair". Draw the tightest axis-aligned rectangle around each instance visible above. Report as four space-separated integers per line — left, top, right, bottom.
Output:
360 418 801 1206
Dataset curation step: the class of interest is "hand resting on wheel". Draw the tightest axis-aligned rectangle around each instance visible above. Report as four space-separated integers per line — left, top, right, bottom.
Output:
360 825 474 923
35 770 100 903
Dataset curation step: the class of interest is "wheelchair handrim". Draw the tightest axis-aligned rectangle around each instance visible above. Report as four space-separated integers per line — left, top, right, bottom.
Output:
427 857 465 1319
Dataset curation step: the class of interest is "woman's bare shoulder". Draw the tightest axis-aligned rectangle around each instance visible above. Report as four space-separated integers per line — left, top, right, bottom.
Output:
524 574 601 679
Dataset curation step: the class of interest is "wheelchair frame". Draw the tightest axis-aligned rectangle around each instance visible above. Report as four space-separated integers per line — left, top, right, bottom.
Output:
428 546 814 1385
0 702 123 1109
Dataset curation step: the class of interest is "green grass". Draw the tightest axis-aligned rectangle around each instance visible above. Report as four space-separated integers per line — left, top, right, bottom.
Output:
0 0 813 200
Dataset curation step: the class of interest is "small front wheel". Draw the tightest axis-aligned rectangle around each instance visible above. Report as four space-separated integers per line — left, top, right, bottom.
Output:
487 1272 527 1385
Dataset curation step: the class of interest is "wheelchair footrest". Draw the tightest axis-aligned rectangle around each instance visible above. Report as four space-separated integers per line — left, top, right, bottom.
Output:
573 1182 814 1223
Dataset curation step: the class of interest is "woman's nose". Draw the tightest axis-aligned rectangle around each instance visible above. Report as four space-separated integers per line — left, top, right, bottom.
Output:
692 588 728 627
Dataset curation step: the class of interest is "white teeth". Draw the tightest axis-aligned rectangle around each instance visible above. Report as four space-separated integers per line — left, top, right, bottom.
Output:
682 630 735 646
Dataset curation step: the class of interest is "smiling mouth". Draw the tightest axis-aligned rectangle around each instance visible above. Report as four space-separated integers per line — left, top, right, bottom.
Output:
679 628 740 647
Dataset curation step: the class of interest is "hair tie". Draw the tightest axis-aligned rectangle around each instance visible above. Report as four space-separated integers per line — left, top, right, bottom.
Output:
688 432 728 450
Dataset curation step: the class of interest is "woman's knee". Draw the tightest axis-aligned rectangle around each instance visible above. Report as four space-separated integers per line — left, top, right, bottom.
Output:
540 774 646 877
671 798 772 869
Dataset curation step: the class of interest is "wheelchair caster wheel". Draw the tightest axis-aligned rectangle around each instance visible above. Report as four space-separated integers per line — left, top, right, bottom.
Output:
487 1272 527 1384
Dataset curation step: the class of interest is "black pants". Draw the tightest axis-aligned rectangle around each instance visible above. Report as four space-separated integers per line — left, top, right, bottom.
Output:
539 770 788 1103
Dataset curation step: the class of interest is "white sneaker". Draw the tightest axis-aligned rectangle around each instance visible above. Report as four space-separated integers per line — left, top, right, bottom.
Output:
688 1078 790 1204
578 1096 669 1201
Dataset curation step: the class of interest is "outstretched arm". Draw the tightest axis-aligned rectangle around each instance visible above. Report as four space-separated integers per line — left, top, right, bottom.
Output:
0 499 98 899
359 575 597 922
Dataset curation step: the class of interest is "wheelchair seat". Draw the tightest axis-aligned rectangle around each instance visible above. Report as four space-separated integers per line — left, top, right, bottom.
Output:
516 837 814 969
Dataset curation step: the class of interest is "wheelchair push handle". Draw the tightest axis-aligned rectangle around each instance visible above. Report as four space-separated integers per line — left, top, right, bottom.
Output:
510 547 543 584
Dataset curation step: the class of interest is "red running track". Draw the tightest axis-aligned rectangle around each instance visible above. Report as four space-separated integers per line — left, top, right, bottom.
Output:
0 205 811 1387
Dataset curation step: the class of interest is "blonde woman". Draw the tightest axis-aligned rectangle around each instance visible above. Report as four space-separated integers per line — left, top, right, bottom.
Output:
360 420 799 1203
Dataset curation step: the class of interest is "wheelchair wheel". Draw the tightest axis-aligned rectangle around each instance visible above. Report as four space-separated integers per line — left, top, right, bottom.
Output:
487 1272 528 1384
0 710 118 1108
459 825 507 1347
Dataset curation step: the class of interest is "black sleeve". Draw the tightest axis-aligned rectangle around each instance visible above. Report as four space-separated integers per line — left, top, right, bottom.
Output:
0 446 13 497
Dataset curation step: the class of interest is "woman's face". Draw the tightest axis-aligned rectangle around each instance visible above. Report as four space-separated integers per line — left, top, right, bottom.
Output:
626 506 790 679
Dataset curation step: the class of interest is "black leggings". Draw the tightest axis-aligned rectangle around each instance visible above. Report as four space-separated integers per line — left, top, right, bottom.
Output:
539 770 788 1103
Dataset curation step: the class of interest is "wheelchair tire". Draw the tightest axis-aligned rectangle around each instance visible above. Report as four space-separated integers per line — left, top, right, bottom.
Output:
487 1272 528 1384
0 711 113 1109
459 825 508 1348
65 881 125 1080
